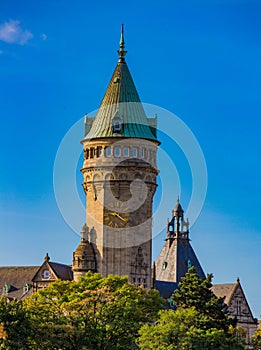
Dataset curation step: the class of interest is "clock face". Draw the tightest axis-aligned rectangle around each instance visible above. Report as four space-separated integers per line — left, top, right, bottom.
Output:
42 269 51 279
104 201 129 228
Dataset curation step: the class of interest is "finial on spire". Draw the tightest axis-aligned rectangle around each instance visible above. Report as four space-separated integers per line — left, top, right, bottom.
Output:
177 195 180 204
117 24 127 62
44 253 50 262
81 224 87 242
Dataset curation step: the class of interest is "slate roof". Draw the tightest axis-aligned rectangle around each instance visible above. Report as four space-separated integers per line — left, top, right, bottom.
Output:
48 262 73 281
0 266 38 299
83 29 158 142
155 238 205 284
211 283 236 305
0 261 73 299
155 280 178 299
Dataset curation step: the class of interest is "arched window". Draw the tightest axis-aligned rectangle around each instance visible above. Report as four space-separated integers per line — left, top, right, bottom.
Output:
90 148 95 158
23 283 31 294
114 147 121 157
139 148 145 158
123 147 129 157
3 284 11 294
105 147 112 157
96 146 102 158
112 112 123 133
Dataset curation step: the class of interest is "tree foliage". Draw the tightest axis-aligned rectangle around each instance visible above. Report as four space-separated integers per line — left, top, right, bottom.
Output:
251 327 261 350
138 267 244 350
138 308 244 350
0 297 33 350
172 266 236 331
24 272 164 349
0 269 249 350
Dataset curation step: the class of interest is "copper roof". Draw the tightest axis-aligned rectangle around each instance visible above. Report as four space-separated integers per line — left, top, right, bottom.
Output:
83 27 158 142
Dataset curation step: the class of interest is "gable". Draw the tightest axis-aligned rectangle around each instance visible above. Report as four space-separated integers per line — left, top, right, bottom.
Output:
212 282 256 324
228 283 256 324
32 261 59 283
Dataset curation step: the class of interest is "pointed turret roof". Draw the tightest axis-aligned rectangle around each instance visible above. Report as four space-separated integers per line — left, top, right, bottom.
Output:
84 26 158 142
155 200 205 299
173 197 184 218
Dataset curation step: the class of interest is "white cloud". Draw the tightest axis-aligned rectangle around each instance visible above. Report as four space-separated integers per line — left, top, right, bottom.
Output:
41 33 47 41
0 20 33 45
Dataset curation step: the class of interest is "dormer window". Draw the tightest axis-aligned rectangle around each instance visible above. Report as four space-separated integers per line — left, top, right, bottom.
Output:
2 284 11 294
162 261 168 270
23 282 32 294
112 112 123 133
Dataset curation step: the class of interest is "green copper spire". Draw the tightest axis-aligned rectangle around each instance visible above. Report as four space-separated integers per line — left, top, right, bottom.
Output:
118 24 127 62
83 27 158 142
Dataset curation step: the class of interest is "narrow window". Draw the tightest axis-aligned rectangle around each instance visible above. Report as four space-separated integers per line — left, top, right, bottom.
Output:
162 261 168 270
139 148 145 158
112 115 122 133
105 147 112 157
114 147 121 157
90 148 95 158
132 147 137 158
123 147 129 157
236 300 241 315
96 146 102 158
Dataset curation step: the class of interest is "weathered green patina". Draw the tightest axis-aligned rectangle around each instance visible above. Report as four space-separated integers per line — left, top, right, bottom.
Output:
84 26 158 142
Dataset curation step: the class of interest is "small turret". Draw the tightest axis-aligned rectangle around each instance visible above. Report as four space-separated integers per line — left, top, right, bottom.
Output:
167 197 189 246
72 225 96 281
173 196 184 219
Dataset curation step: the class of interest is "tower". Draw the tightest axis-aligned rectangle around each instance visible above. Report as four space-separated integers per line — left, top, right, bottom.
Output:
72 225 96 281
155 198 205 298
79 26 159 288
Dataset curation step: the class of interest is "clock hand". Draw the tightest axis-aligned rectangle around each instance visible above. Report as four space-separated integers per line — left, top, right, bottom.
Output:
111 212 128 222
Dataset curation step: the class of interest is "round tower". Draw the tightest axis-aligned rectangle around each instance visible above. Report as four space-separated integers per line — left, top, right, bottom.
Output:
72 226 96 281
80 26 159 288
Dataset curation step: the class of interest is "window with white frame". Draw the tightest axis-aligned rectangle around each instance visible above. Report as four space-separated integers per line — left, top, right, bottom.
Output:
123 147 129 157
132 147 137 157
139 148 145 158
114 147 121 157
105 147 112 157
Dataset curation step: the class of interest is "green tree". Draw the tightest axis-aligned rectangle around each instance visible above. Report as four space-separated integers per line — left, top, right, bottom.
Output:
251 327 261 350
25 272 164 350
0 296 33 350
138 268 245 350
138 308 244 350
172 266 236 331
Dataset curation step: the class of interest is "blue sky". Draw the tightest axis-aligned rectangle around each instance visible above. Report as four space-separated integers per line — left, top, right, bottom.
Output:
0 0 260 317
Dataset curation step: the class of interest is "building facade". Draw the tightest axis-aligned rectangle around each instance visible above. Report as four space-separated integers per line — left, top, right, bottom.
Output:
0 27 258 342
